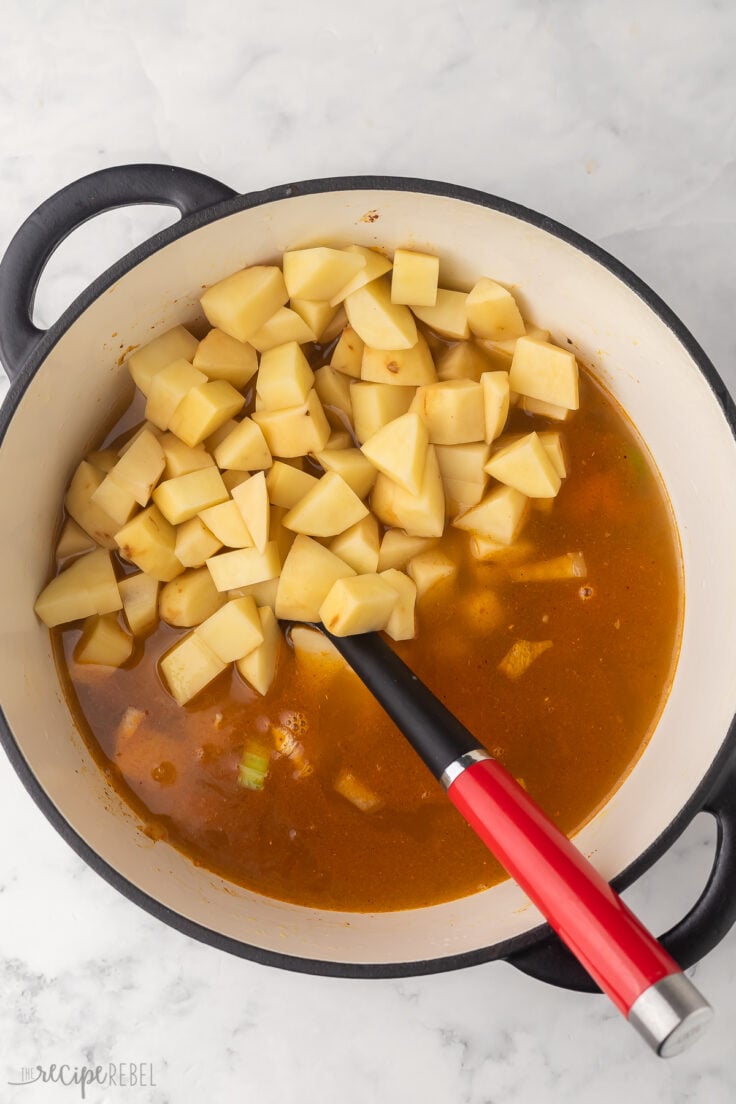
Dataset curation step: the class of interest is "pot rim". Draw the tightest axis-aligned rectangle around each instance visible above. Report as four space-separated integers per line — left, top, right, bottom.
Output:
1 172 735 979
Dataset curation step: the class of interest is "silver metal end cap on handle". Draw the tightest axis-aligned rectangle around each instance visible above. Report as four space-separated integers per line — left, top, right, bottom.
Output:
628 973 713 1057
440 748 492 789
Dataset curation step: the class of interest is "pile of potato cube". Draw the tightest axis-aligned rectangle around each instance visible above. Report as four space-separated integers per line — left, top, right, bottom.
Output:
35 243 578 705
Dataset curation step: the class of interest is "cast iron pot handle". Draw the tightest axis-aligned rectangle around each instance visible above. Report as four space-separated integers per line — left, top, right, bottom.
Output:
0 163 236 381
507 756 736 991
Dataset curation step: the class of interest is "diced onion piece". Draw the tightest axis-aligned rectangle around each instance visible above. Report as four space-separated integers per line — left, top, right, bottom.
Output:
498 639 553 680
333 768 383 812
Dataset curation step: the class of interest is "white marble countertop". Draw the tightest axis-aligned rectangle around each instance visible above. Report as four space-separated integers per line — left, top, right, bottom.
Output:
1 1 735 1101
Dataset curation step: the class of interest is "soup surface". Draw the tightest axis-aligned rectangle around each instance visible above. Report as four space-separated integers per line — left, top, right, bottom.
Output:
54 369 681 911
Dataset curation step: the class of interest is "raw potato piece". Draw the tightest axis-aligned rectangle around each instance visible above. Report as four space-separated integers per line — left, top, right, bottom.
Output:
291 624 348 677
169 380 246 447
117 422 161 457
34 549 121 627
315 449 377 500
198 501 254 548
106 429 165 506
236 606 282 695
324 429 353 451
466 278 526 340
115 505 184 582
509 337 579 410
252 391 331 457
361 413 428 495
371 445 445 538
412 290 470 340
56 518 96 560
193 328 259 389
119 573 159 636
206 542 281 592
481 371 511 443
509 552 586 582
407 550 457 598
257 342 314 409
539 432 567 478
314 366 353 421
377 530 435 571
196 597 264 663
283 472 369 537
350 382 416 444
230 577 279 610
65 461 121 549
330 326 364 379
361 334 437 387
283 247 366 301
90 474 137 526
201 266 289 343
485 432 561 498
159 567 226 627
390 249 439 307
379 569 417 641
265 462 319 509
275 535 355 622
175 516 223 568
290 299 340 341
437 342 491 382
329 246 392 305
435 441 490 484
410 380 485 445
145 360 208 431
443 478 487 516
87 449 118 473
249 307 316 353
160 633 227 706
75 614 133 667
333 769 383 812
520 395 570 421
345 278 417 351
329 515 380 574
159 434 215 479
213 418 272 472
453 485 529 545
232 472 270 553
126 326 198 396
498 639 553 680
153 467 228 525
319 574 397 636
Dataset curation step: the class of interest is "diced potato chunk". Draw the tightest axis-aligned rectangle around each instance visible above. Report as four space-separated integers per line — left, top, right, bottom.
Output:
324 429 353 450
65 460 120 548
329 514 380 573
56 517 96 560
314 448 377 500
193 328 259 389
509 337 579 410
319 573 397 636
498 639 553 680
232 472 270 553
87 448 118 473
361 412 428 495
169 380 246 448
252 390 331 456
509 551 586 582
283 247 366 301
412 289 470 340
90 473 138 526
256 341 314 410
283 472 369 537
160 632 227 705
481 371 511 443
201 265 289 343
443 477 487 516
469 536 536 563
119 572 159 636
539 432 567 478
321 305 348 344
390 249 439 307
371 445 445 538
236 606 282 695
196 596 264 663
329 245 392 305
453 485 529 545
485 432 561 498
115 505 184 581
437 342 491 382
407 549 457 598
34 549 121 627
230 576 279 608
330 326 364 379
466 278 526 340
345 277 417 350
410 380 485 444
213 417 272 472
159 433 215 479
265 462 319 509
275 535 355 622
333 768 383 812
380 568 417 641
520 394 571 421
75 614 133 667
249 307 316 353
174 516 223 568
313 365 353 420
349 382 416 444
489 324 550 356
377 530 435 571
116 422 162 457
159 566 226 627
206 541 281 592
290 299 340 341
290 624 348 676
145 359 207 431
106 429 165 506
198 500 254 548
126 325 198 396
361 333 436 387
153 467 228 525
435 441 490 484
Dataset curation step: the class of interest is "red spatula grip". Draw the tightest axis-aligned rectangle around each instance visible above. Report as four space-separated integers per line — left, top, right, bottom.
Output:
448 757 678 1014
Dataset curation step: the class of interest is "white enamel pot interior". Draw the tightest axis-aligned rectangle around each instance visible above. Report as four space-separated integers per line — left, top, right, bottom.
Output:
1 169 735 977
